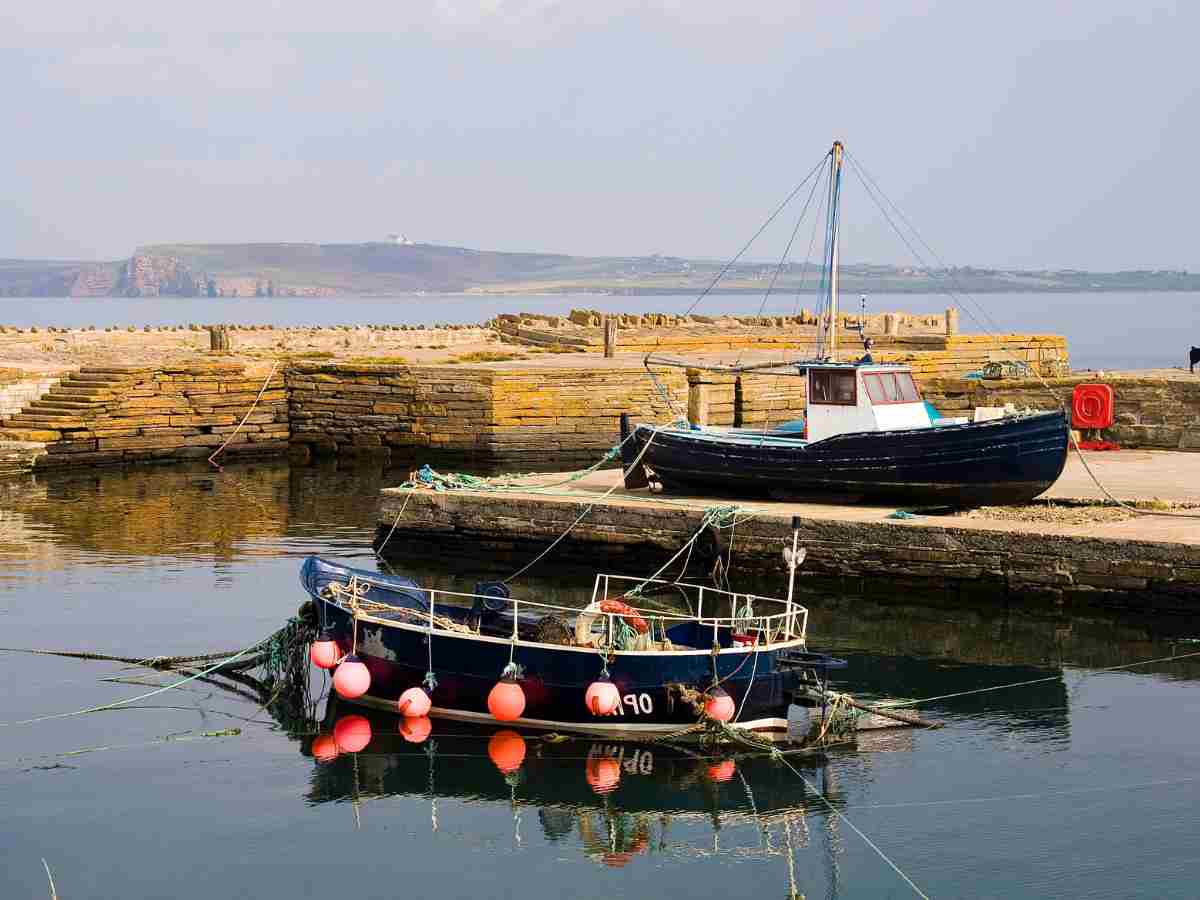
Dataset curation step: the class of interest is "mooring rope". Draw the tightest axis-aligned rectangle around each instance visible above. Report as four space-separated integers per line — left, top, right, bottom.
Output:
374 485 416 558
0 646 259 668
774 752 931 899
499 422 665 583
207 361 281 470
0 635 272 727
890 648 1200 710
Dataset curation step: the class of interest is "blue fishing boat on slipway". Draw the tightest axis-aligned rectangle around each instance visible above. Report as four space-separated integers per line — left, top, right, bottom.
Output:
300 556 843 737
621 141 1070 508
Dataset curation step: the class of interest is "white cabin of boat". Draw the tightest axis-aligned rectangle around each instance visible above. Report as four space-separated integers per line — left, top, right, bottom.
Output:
804 362 932 442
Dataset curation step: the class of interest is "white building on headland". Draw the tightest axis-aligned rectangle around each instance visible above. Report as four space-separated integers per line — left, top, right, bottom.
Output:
386 233 414 245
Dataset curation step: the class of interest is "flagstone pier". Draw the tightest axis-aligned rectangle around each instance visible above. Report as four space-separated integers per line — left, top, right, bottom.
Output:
374 451 1200 612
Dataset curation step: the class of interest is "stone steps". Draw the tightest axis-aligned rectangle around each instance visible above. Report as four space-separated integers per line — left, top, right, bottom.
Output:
0 371 133 432
28 399 115 412
48 386 120 399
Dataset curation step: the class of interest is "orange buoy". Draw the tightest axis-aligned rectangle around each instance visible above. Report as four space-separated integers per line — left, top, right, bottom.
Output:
312 733 339 762
397 686 432 718
585 756 621 795
704 686 735 723
487 677 526 722
400 715 432 743
488 729 527 774
309 628 340 670
333 654 371 699
332 714 372 753
706 759 737 782
584 678 621 716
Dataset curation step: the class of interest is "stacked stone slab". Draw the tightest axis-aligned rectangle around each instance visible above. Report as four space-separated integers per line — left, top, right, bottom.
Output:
0 363 288 467
288 364 493 456
288 363 686 460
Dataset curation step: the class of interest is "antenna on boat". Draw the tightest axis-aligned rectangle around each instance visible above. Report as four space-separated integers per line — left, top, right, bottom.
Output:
783 515 806 612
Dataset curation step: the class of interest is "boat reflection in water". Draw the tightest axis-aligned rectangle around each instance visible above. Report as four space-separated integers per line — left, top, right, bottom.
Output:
299 703 861 870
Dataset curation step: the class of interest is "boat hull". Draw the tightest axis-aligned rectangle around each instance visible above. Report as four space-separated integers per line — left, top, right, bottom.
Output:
626 410 1070 506
317 598 813 736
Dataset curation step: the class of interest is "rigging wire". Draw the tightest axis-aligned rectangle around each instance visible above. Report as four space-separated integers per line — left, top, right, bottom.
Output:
682 152 831 317
843 150 1200 520
735 160 829 371
845 149 1009 337
792 169 830 321
752 160 829 321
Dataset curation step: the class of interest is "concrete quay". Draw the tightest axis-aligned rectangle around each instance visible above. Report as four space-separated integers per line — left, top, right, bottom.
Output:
375 451 1200 611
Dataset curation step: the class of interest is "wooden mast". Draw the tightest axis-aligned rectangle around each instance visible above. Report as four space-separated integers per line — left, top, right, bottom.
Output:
827 140 844 363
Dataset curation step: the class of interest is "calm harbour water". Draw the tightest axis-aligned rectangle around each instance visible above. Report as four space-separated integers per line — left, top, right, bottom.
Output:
1 291 1198 371
2 459 1200 898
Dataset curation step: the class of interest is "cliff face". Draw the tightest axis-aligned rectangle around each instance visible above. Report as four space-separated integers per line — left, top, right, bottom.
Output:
119 254 205 297
109 255 335 298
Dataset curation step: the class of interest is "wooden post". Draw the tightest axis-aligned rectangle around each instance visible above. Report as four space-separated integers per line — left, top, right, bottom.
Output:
603 315 617 358
687 375 709 427
945 307 959 336
208 324 232 351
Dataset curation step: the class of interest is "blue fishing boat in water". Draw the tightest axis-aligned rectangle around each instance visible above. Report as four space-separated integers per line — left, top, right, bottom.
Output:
620 141 1070 507
300 556 844 738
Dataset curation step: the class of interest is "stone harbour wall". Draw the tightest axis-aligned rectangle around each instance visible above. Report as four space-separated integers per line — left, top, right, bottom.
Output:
288 364 493 456
286 364 686 459
924 374 1200 451
0 362 288 468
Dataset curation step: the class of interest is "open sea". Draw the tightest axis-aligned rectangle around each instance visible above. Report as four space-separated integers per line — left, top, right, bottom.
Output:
3 459 1200 899
1 291 1198 371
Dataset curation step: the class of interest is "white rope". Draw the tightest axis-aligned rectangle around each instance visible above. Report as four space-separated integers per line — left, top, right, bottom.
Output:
502 422 664 583
207 361 280 469
775 753 931 899
893 648 1200 709
855 774 1200 812
374 486 416 558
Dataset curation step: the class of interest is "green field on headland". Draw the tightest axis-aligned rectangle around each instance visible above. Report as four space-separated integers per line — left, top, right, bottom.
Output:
3 242 1197 298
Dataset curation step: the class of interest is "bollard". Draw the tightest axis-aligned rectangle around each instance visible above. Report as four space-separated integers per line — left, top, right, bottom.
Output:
603 315 617 358
208 324 232 351
945 307 959 336
687 378 709 427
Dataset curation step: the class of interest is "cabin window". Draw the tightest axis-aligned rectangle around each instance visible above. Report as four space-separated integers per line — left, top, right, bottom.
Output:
864 372 921 404
809 369 857 405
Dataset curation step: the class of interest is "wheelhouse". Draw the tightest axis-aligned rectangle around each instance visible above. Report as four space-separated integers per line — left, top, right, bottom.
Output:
805 363 931 442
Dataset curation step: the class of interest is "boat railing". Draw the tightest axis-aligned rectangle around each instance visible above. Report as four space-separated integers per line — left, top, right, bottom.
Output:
322 571 807 650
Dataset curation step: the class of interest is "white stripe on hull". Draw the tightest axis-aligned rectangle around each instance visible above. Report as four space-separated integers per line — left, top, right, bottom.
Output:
346 693 791 739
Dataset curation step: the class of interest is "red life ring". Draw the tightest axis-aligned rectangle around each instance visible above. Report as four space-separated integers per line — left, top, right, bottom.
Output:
599 599 650 635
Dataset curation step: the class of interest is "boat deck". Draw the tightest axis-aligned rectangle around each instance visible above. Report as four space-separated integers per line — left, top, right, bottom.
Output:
376 450 1200 610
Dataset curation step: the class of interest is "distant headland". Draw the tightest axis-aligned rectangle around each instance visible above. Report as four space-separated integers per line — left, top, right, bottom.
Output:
1 241 1196 298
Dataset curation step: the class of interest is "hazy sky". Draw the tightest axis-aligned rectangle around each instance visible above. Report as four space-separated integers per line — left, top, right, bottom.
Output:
3 1 1197 269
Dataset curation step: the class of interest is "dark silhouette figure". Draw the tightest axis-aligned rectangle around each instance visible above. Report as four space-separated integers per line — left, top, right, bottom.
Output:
1191 346 1199 374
